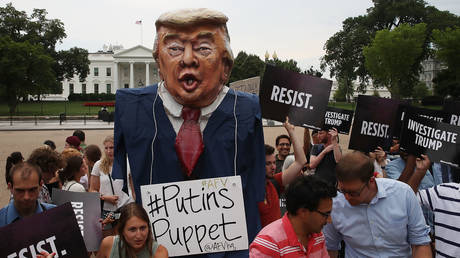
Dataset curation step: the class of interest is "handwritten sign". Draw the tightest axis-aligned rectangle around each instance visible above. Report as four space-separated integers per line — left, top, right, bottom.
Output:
52 189 102 252
0 203 88 258
141 176 248 256
259 65 332 129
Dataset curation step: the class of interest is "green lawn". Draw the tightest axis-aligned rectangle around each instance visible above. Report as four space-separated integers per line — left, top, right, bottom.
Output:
0 101 115 116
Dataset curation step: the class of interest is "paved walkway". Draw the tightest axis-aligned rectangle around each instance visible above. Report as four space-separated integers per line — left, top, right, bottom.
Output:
0 119 114 131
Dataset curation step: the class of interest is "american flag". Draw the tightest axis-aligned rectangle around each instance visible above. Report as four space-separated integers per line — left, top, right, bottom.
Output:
135 20 142 25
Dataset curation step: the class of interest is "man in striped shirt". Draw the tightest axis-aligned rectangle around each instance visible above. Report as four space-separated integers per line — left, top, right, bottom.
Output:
250 175 336 257
407 154 460 258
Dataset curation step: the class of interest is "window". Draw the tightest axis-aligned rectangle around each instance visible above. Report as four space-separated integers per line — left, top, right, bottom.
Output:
106 84 111 93
82 84 86 94
124 84 129 88
94 67 99 76
106 67 111 76
69 83 74 94
94 83 99 94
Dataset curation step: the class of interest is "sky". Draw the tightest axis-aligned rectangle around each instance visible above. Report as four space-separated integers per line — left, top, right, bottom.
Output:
3 0 460 79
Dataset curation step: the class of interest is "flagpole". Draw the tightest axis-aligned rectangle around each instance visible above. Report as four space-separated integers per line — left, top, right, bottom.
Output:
141 23 143 46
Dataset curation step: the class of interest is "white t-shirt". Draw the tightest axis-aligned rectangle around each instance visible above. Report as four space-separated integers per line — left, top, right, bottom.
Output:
91 160 133 211
62 180 86 192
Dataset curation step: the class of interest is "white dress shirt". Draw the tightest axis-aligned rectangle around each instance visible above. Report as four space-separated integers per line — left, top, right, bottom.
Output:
157 81 229 135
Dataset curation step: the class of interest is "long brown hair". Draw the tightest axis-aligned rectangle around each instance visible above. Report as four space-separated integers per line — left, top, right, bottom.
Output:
100 135 114 175
116 203 154 258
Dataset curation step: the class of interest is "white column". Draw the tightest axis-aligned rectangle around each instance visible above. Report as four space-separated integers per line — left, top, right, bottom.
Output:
129 61 134 88
145 62 150 86
113 61 119 89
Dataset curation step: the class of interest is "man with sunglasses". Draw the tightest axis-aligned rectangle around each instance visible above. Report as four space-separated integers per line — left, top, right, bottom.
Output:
250 175 336 257
324 152 432 258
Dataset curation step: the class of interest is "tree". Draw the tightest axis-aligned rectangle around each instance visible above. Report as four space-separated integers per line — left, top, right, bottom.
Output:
432 26 460 77
305 66 323 78
229 51 265 83
0 37 57 113
433 69 460 98
0 3 89 111
363 23 427 99
321 0 460 99
413 81 430 100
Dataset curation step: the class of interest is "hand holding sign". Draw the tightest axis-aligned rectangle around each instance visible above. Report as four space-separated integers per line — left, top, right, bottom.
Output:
283 117 295 135
37 251 56 258
415 154 431 173
329 128 338 144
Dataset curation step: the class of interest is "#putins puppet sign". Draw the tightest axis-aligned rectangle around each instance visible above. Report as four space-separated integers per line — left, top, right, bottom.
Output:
141 176 248 256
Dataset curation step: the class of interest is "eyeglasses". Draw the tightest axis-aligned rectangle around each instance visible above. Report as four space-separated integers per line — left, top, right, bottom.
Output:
314 210 331 219
336 181 368 197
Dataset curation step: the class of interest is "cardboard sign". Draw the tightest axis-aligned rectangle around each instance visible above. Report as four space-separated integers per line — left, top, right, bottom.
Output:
349 95 403 153
52 189 102 252
322 106 354 134
394 105 451 139
141 176 248 256
259 65 332 129
0 203 88 258
400 110 460 167
443 100 460 127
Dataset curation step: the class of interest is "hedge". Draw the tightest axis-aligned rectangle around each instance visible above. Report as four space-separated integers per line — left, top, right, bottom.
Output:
68 93 115 101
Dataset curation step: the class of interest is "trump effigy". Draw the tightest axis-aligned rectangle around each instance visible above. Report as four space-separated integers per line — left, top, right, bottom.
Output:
112 8 265 257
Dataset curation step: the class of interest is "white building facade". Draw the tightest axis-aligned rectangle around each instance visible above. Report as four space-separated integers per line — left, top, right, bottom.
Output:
58 45 160 99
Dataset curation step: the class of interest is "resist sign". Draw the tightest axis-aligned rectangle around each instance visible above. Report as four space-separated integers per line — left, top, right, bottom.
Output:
141 176 248 256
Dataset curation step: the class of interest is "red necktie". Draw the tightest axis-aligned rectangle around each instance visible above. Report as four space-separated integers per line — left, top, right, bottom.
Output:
175 107 204 178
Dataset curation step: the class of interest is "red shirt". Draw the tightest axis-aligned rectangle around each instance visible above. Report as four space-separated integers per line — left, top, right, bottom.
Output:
258 173 284 228
250 213 329 257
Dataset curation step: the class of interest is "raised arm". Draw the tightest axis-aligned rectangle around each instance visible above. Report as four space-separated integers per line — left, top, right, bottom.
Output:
282 117 307 186
329 128 342 163
407 154 431 193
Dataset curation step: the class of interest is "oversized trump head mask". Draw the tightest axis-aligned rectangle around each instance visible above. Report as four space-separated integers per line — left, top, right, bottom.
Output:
153 8 234 108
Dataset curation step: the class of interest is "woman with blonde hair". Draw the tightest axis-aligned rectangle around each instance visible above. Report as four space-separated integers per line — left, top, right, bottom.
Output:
90 135 134 235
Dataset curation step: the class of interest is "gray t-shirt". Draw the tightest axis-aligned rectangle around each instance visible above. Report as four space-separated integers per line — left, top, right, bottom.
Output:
311 144 337 185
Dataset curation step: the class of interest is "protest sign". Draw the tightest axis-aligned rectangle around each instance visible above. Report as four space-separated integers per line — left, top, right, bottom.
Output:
349 95 402 153
52 189 102 252
394 105 450 138
259 65 332 129
141 176 248 256
400 109 460 167
443 99 460 126
321 106 354 134
0 203 88 258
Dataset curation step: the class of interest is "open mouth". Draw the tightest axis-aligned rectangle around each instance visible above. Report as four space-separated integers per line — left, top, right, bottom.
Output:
179 74 200 92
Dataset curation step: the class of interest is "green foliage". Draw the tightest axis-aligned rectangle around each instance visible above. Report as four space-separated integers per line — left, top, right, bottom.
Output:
229 51 312 83
0 36 57 113
433 69 460 98
229 51 265 83
321 0 460 99
363 23 427 98
432 26 460 77
0 3 89 111
413 81 430 99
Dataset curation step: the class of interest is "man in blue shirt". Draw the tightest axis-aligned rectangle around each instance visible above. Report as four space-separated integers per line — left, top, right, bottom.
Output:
323 152 431 258
0 162 55 227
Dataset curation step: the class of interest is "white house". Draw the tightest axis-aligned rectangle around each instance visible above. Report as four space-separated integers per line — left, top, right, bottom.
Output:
48 45 160 100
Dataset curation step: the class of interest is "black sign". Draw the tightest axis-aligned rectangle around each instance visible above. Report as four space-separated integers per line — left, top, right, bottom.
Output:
321 106 354 134
400 110 460 167
53 189 102 252
349 95 403 153
394 105 451 139
0 203 88 258
443 99 460 127
259 65 332 129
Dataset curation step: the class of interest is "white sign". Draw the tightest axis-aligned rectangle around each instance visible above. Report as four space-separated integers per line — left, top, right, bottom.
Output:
141 176 248 256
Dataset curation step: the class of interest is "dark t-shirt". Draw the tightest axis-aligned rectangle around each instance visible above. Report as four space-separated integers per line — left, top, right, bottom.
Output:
311 144 337 186
275 154 285 173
